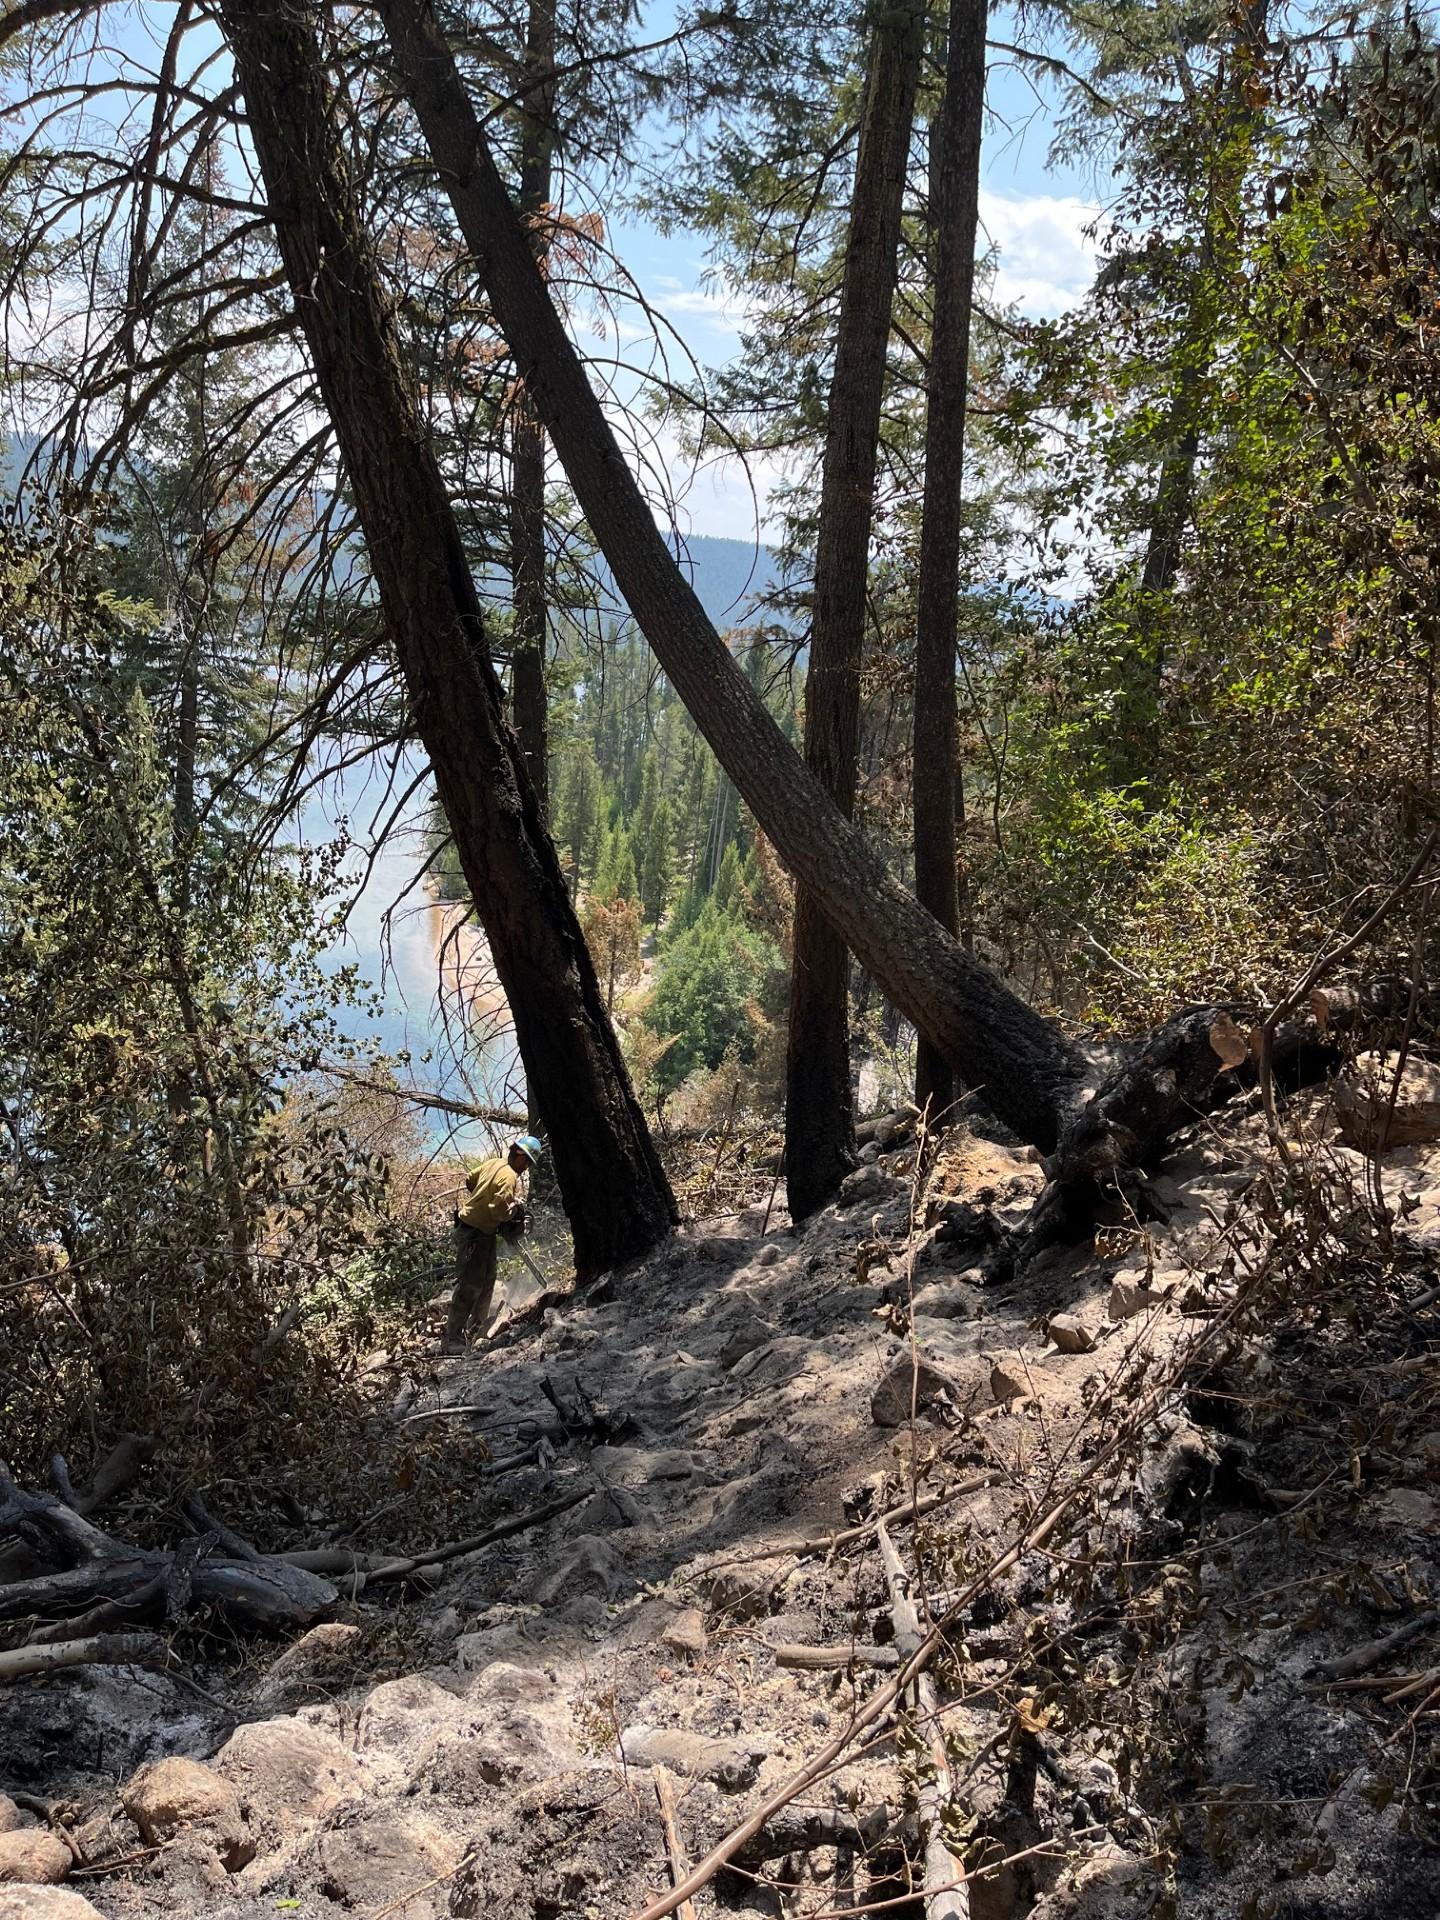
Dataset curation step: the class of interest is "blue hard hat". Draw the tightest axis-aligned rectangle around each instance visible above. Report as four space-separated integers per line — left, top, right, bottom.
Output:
513 1134 544 1162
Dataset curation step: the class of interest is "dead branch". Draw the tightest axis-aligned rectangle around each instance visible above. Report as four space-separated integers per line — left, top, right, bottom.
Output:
0 1467 337 1631
364 1484 592 1583
707 1473 1004 1568
1313 1608 1440 1683
0 1632 172 1683
876 1518 969 1920
772 1642 902 1671
653 1768 698 1920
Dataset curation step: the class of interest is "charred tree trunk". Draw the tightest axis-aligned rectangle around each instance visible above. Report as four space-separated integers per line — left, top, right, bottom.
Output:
786 0 924 1220
219 0 675 1276
912 0 987 1120
508 0 555 819
377 0 1091 1159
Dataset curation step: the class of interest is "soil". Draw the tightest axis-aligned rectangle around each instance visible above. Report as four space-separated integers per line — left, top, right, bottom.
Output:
2 1106 1437 1920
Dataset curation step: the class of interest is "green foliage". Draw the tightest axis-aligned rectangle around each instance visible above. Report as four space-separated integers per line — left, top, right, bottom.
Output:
644 899 783 1091
0 517 401 1476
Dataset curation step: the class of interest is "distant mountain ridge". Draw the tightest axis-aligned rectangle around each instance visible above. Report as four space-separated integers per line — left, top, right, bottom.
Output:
3 433 779 628
593 530 782 629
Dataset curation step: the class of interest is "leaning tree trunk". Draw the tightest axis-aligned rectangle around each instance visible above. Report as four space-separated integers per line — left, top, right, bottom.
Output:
508 0 555 819
912 0 988 1120
378 0 1091 1157
786 0 924 1220
218 0 675 1276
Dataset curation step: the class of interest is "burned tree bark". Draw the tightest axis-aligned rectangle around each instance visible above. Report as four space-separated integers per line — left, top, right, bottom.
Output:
508 0 556 819
913 0 987 1120
217 0 675 1276
377 0 1091 1159
786 0 924 1221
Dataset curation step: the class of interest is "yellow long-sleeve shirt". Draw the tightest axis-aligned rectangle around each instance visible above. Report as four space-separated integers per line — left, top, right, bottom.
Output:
455 1156 522 1234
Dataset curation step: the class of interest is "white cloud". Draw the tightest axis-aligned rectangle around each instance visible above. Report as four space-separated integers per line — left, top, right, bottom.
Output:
978 189 1105 318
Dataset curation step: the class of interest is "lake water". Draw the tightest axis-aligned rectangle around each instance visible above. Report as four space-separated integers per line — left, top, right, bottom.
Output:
297 748 521 1151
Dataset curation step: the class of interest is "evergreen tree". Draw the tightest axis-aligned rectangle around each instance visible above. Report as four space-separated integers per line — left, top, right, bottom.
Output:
639 796 675 926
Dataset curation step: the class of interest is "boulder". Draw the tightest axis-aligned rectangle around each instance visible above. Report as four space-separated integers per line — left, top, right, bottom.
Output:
618 1724 767 1791
0 1833 69 1885
837 1164 900 1208
988 1356 1029 1404
1046 1314 1097 1355
871 1352 961 1426
1337 1049 1440 1151
0 1894 106 1920
466 1662 559 1707
316 1813 459 1912
214 1718 369 1829
0 1806 21 1839
120 1757 250 1867
717 1312 779 1370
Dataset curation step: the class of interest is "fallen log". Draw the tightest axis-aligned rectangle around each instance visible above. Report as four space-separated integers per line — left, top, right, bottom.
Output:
0 1465 337 1633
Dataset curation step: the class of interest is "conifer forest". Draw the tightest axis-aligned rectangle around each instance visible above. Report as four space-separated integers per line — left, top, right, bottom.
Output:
1 3 1439 1917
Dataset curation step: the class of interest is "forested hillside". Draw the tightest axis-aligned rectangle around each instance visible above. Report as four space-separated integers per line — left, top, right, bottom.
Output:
1 2 1438 1917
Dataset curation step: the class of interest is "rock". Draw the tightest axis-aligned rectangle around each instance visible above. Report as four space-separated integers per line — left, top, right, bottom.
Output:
837 1164 899 1208
0 1806 21 1839
661 1608 708 1657
256 1621 363 1704
619 1724 766 1790
1337 1049 1440 1150
0 1833 69 1885
467 1661 559 1706
356 1675 470 1765
988 1356 1029 1404
1107 1275 1164 1320
120 1757 250 1867
910 1281 976 1320
751 1241 784 1267
214 1719 368 1829
316 1813 460 1912
871 1352 961 1426
428 1606 463 1649
1046 1314 1097 1354
529 1534 627 1606
706 1563 786 1621
718 1312 778 1370
0 1894 107 1920
1027 1841 1148 1918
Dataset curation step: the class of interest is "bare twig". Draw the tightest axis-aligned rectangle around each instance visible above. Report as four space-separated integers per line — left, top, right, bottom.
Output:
653 1768 698 1920
705 1473 1003 1569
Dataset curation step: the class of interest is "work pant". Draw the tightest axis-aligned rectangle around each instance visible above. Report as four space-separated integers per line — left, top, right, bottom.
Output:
444 1219 499 1350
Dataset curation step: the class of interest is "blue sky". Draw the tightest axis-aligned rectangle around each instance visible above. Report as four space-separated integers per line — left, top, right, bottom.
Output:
7 2 1105 542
